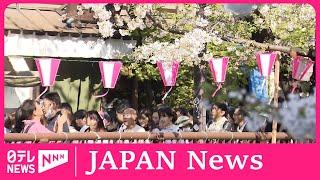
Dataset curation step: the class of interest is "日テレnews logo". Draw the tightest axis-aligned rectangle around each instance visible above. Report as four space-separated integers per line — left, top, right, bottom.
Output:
7 150 68 174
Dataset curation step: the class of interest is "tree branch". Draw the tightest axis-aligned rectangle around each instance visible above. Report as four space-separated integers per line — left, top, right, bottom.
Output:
146 11 310 58
221 35 309 57
146 13 185 35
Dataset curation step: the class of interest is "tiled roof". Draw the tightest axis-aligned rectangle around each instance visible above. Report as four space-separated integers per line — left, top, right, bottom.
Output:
5 4 99 35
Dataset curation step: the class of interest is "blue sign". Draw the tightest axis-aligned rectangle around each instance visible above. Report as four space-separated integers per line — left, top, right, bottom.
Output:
249 69 268 102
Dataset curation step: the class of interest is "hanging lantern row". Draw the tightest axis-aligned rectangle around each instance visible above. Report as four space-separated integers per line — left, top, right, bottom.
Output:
34 53 314 100
35 58 123 99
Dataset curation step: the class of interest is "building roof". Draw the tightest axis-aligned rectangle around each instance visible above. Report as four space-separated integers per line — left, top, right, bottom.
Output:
5 4 99 35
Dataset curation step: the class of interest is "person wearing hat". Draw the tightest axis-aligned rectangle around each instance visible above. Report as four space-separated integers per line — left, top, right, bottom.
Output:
175 115 193 132
208 103 232 132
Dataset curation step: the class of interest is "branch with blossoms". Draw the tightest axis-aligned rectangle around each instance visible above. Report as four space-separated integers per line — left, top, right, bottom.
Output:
80 4 152 38
145 13 185 35
220 36 310 58
130 28 219 66
78 4 314 65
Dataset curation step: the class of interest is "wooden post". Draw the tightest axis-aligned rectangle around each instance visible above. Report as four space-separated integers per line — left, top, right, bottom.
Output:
199 90 206 132
272 55 280 143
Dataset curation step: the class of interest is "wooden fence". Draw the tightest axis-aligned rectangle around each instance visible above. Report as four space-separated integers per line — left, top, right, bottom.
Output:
4 132 300 144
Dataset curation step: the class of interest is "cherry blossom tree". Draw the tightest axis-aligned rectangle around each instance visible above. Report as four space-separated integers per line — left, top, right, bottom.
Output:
73 4 315 139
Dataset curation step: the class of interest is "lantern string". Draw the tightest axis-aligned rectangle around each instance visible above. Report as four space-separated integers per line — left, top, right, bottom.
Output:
211 83 222 97
162 86 173 101
291 86 297 94
93 89 110 98
36 87 48 100
261 78 266 91
291 81 298 94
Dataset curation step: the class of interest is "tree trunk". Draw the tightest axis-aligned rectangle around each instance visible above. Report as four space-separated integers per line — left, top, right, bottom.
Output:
132 76 139 110
146 80 153 108
193 66 201 123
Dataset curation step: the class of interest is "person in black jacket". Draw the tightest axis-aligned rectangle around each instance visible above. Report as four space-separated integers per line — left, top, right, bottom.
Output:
233 107 248 132
42 92 69 133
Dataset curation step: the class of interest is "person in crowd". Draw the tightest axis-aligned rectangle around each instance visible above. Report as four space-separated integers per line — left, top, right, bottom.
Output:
158 107 179 133
74 110 89 132
176 115 193 132
157 107 180 143
12 107 23 133
86 111 106 132
21 99 51 133
15 99 63 133
137 108 153 131
61 103 77 133
102 111 119 132
4 113 13 134
207 103 232 132
175 107 192 132
175 107 188 118
151 108 160 131
227 106 236 132
114 100 131 129
119 108 145 132
99 111 118 132
188 109 200 132
233 107 248 132
263 118 287 133
42 92 69 132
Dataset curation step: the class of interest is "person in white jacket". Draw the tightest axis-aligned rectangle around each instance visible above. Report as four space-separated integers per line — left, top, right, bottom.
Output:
207 103 232 132
118 108 145 144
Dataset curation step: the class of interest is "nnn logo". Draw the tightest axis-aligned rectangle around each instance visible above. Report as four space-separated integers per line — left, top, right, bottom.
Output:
38 150 68 173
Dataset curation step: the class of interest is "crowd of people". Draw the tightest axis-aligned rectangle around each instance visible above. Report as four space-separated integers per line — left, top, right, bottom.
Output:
5 92 276 141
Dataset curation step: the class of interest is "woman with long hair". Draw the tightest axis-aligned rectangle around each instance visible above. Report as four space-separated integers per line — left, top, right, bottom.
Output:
86 111 106 132
15 99 51 133
137 108 154 131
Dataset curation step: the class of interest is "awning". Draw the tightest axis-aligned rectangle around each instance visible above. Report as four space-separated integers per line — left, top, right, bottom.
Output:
5 33 136 59
5 4 97 34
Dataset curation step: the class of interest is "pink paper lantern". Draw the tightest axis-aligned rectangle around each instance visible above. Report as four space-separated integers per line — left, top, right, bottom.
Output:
94 61 122 98
35 58 61 87
98 61 122 89
208 57 229 97
35 58 61 99
292 56 314 81
157 60 180 87
157 60 180 101
256 52 277 77
208 57 229 83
